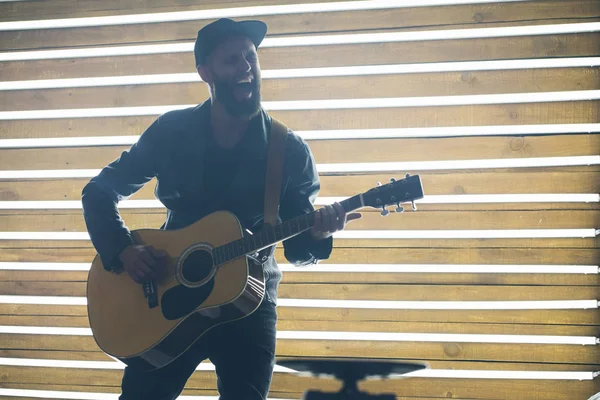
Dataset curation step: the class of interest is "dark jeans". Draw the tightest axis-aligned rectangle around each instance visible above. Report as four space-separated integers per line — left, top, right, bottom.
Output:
119 299 278 400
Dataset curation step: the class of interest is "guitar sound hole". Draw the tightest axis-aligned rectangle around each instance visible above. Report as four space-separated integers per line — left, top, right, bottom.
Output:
181 250 214 284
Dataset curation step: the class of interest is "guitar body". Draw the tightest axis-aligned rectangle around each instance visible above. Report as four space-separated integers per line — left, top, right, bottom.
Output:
86 211 265 371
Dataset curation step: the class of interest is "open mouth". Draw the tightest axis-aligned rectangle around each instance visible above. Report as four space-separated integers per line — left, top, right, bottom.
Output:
234 78 254 99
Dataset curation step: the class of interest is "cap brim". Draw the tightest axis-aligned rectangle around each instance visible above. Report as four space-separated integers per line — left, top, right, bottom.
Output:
231 20 268 49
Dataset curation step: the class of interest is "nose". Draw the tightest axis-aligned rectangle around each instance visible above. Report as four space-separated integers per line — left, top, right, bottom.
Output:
237 57 251 75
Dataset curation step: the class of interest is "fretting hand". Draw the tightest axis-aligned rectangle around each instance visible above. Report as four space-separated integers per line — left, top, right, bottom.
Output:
311 202 362 241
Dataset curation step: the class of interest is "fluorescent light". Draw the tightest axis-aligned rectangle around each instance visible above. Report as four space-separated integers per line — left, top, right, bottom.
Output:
1 194 597 211
277 299 599 310
277 264 600 274
0 229 595 241
3 58 599 91
2 262 598 274
0 1 524 31
2 124 599 148
276 331 598 345
0 295 87 305
317 156 600 172
1 156 599 180
1 90 599 119
402 370 596 380
0 169 101 179
0 262 91 270
1 22 597 61
333 229 597 239
1 295 596 310
0 326 595 345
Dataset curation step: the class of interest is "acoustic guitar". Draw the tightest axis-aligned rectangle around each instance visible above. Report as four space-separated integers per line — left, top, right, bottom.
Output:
86 174 424 371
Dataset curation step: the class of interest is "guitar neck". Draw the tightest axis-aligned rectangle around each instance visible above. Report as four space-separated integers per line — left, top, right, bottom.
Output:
212 194 364 266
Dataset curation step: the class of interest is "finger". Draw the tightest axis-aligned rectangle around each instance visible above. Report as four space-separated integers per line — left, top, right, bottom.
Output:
147 246 168 258
135 259 156 280
347 212 362 222
139 250 158 271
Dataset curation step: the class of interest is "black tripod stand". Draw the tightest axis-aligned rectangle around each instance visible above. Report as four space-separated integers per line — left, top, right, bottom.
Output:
277 359 427 400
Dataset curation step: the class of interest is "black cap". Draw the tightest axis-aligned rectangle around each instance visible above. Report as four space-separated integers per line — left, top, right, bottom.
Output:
194 18 268 66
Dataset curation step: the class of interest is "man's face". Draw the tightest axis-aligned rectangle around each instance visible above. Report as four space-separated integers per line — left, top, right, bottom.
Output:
200 36 262 118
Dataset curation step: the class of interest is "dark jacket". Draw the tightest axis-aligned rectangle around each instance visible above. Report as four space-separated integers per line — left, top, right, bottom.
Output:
81 100 333 304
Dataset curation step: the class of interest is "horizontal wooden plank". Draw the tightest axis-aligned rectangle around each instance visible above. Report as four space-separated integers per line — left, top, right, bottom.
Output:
3 33 598 81
2 266 599 287
1 265 560 286
1 281 597 300
0 209 597 232
2 315 597 337
0 0 366 21
2 134 598 170
3 67 599 111
2 352 598 377
2 246 599 267
2 102 598 140
1 368 599 400
1 237 597 249
2 168 599 204
2 0 598 49
2 303 597 325
1 334 598 365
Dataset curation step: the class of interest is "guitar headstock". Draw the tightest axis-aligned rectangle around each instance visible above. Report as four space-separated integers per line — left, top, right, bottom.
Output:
362 174 424 216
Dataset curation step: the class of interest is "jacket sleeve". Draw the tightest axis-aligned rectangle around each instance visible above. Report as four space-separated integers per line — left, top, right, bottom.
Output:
81 118 164 271
279 135 333 266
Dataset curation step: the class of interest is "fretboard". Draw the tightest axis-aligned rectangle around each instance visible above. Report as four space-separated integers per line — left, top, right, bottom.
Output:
212 194 363 265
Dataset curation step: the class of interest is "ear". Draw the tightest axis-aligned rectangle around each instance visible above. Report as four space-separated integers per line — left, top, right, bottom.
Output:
196 64 213 84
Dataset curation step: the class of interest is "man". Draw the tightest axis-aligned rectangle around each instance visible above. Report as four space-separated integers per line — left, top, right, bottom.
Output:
82 18 360 400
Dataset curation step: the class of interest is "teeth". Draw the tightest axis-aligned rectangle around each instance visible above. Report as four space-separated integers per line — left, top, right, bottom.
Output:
237 78 252 84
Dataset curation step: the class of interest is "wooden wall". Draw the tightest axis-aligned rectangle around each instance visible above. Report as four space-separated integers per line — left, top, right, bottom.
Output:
0 0 599 399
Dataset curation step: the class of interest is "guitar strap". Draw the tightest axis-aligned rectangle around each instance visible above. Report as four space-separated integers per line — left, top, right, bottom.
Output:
263 117 288 226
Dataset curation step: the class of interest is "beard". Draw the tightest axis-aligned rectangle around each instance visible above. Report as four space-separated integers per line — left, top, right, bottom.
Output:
211 73 262 119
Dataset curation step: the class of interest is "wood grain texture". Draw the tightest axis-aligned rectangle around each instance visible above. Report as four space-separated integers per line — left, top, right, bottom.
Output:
3 33 598 81
2 168 599 203
2 246 599 266
0 334 598 364
2 102 598 139
0 209 597 232
3 68 599 111
2 303 597 325
1 281 597 300
1 134 598 170
1 0 598 49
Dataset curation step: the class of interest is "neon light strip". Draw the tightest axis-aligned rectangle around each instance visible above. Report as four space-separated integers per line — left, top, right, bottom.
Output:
1 22 597 61
3 58 599 91
1 90 598 119
1 262 598 274
0 326 595 345
0 0 526 31
2 123 598 147
0 194 597 211
0 295 596 309
0 229 595 241
1 156 599 179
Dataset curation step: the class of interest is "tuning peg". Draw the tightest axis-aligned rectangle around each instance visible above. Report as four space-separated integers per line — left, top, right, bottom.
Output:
380 206 390 216
390 177 396 182
411 201 417 211
395 204 405 213
405 173 410 178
